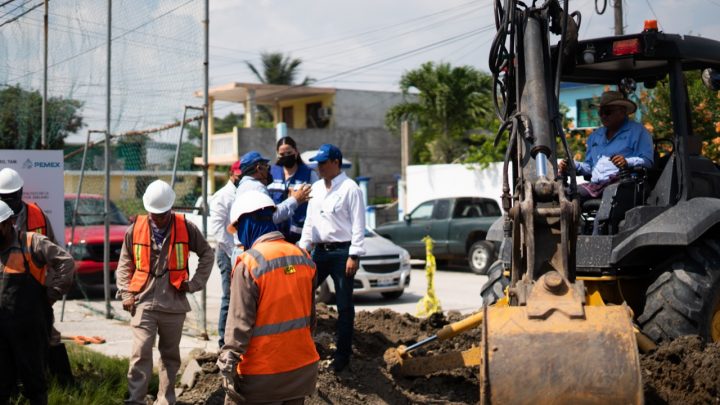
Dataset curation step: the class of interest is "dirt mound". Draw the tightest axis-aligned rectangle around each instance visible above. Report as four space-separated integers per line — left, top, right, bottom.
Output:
642 335 720 405
178 305 720 404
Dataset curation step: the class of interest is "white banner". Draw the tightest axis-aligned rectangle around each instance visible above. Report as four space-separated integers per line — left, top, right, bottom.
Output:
0 150 65 246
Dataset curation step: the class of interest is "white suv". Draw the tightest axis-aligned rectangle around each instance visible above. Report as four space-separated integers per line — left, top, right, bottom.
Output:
316 228 412 302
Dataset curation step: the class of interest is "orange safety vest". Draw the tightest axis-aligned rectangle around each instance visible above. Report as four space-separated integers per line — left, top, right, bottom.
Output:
2 232 47 285
26 203 47 236
233 239 319 376
129 214 189 293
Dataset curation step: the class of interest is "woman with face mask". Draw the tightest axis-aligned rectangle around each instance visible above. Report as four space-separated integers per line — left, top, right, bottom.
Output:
267 136 318 244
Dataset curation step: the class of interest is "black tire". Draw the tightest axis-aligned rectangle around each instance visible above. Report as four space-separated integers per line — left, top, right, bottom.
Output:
468 241 495 275
480 260 509 306
316 281 335 304
381 290 404 300
637 239 720 343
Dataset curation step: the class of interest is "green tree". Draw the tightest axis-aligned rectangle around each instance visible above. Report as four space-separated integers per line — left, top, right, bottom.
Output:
246 52 313 86
640 71 720 161
385 62 496 163
246 52 313 125
0 85 84 149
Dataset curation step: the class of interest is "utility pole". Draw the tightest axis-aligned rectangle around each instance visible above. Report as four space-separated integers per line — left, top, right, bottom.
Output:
103 0 112 319
399 120 410 221
613 0 624 35
41 0 48 149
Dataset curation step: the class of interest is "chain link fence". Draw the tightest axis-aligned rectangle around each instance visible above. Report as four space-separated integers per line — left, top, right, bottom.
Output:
0 1 215 337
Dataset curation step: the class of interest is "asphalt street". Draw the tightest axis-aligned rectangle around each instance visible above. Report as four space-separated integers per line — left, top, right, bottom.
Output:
54 254 487 360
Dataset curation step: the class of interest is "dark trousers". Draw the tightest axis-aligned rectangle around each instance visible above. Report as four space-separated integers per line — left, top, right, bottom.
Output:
313 246 354 360
217 249 232 348
0 319 48 405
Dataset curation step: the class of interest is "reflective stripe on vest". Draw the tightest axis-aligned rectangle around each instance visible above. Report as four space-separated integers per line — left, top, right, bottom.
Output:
129 214 189 293
26 203 47 236
235 239 319 375
1 232 47 285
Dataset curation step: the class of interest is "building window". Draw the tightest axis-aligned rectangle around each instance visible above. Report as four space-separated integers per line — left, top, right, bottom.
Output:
306 102 328 129
282 106 294 128
576 98 601 128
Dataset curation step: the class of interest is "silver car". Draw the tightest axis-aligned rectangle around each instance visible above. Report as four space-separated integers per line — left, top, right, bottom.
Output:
316 228 411 303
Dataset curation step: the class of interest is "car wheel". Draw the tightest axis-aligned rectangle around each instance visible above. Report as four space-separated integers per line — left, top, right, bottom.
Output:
468 241 494 275
381 290 404 300
316 281 335 304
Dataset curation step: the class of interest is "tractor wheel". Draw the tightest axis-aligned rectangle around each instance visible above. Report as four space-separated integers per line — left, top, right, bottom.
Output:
637 239 720 343
468 241 495 275
480 260 509 306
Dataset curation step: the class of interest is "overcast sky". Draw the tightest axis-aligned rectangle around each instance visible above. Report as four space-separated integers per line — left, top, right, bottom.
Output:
208 0 720 116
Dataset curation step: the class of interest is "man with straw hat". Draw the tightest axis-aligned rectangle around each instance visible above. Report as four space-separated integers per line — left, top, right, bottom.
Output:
559 90 654 201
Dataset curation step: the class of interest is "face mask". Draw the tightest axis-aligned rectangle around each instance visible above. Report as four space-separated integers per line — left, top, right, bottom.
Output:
276 155 296 168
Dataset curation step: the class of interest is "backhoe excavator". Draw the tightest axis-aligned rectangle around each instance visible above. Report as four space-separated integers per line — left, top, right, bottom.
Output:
385 0 720 403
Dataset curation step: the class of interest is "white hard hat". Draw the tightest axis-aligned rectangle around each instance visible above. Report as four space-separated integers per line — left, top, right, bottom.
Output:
0 168 24 194
228 191 276 231
0 200 13 223
142 180 176 214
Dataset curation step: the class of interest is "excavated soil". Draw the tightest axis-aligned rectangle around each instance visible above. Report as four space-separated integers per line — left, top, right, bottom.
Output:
177 305 720 404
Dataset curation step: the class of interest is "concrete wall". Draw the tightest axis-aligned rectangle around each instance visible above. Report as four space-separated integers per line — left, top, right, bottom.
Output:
236 127 400 203
333 89 407 128
406 163 505 215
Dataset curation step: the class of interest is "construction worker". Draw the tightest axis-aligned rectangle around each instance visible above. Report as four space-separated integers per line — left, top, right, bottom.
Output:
217 190 319 404
0 167 74 386
0 200 75 405
300 144 365 373
116 180 214 405
232 150 311 264
209 160 242 348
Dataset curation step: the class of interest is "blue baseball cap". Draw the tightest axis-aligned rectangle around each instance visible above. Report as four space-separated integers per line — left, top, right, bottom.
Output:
239 151 269 173
309 144 342 163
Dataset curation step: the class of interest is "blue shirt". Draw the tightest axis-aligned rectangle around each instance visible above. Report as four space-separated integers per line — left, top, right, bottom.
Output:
575 118 654 183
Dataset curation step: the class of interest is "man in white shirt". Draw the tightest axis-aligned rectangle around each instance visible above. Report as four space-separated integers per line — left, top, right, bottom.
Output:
208 160 242 348
300 143 366 373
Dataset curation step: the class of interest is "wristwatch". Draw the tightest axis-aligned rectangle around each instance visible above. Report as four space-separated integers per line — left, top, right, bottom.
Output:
349 255 359 261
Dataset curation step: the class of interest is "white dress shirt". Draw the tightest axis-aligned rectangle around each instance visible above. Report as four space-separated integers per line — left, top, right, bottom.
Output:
300 172 366 256
208 180 236 258
235 176 298 224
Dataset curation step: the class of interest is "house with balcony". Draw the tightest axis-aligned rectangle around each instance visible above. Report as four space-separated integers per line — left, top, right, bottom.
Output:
195 82 409 221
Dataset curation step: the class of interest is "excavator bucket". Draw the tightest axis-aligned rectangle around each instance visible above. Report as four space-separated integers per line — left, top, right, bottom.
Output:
479 274 643 405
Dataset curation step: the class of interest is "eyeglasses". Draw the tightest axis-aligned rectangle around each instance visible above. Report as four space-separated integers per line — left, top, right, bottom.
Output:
598 107 623 116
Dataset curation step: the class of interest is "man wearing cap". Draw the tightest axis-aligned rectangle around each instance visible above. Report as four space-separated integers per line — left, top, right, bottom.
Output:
0 200 75 405
116 179 214 405
217 190 319 404
0 167 74 387
209 161 242 348
559 90 654 202
235 150 312 225
299 143 365 373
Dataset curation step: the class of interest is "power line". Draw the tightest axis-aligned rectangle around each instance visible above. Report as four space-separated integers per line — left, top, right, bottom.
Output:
0 1 40 28
6 0 196 83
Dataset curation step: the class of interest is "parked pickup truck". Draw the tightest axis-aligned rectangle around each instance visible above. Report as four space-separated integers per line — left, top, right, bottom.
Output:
374 197 501 274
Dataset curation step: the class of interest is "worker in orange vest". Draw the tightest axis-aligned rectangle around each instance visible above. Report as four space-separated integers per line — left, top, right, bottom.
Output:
0 167 74 387
0 200 75 405
115 180 214 405
217 190 319 404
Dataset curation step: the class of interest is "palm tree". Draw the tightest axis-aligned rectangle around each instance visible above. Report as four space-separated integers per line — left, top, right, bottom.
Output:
385 62 494 163
246 52 313 85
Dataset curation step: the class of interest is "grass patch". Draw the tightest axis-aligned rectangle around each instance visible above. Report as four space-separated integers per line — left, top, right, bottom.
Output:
11 344 158 405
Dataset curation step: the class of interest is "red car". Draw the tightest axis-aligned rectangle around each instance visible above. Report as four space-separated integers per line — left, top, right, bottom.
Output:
64 194 130 287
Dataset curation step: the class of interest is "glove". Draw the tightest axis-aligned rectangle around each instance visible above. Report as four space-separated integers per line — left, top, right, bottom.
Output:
217 351 244 402
179 280 190 293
